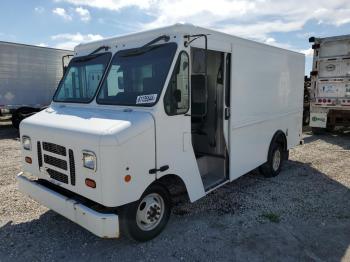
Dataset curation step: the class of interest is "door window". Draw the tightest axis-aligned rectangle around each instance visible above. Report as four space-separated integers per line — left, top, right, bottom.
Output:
164 51 190 115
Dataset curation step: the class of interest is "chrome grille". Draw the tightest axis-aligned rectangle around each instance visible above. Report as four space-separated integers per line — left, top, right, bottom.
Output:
47 168 68 184
68 149 76 186
44 154 67 170
38 141 76 186
42 142 66 156
37 142 42 168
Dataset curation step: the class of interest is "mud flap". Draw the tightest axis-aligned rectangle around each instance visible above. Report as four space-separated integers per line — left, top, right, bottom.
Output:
310 112 327 128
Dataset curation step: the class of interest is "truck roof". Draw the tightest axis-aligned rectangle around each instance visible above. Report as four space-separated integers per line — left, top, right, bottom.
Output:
75 23 304 57
311 34 350 43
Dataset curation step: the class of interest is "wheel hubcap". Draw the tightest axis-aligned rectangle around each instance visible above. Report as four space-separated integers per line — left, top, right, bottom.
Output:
136 193 165 231
272 149 281 171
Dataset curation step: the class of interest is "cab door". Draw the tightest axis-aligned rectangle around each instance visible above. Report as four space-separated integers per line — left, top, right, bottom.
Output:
155 50 205 202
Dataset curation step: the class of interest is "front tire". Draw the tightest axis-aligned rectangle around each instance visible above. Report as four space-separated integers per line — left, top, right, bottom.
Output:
260 142 285 178
119 183 171 242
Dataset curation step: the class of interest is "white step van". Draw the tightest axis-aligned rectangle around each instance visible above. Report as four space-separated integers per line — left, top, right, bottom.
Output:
17 24 304 241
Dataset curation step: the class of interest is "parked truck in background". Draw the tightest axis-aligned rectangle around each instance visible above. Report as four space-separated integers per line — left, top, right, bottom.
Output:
303 76 311 126
309 35 350 133
0 41 73 128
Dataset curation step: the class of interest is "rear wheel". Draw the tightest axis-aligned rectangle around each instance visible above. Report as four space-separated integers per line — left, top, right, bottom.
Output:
119 183 171 242
311 127 326 135
11 107 38 129
11 112 21 129
260 140 285 178
303 109 310 126
326 125 335 132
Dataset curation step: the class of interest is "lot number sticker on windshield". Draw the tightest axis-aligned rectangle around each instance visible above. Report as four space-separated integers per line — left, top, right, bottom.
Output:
136 94 157 104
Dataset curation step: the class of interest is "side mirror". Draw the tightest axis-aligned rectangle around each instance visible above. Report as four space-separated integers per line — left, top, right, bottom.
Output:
174 89 181 103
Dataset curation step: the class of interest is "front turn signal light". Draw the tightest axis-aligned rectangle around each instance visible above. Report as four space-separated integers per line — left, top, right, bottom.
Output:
85 178 96 188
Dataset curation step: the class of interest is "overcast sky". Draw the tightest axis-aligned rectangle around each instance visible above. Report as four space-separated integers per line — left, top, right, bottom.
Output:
1 0 350 75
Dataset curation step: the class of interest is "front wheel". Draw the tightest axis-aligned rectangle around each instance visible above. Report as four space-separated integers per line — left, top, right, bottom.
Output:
119 183 171 242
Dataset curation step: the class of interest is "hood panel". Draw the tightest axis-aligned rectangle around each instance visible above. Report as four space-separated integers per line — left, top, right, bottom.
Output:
20 105 154 145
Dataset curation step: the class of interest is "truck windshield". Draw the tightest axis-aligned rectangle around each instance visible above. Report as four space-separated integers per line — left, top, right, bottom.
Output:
54 53 111 103
97 43 177 106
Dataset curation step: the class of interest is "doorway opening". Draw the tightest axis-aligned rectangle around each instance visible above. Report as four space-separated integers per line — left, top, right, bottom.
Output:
190 47 230 191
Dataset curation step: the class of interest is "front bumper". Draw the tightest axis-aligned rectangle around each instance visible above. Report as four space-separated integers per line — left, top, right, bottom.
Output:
17 172 119 238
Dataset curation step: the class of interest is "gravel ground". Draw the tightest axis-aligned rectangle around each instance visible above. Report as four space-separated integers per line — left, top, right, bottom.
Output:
0 119 349 262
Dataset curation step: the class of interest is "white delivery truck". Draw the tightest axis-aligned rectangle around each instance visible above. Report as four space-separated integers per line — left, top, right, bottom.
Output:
309 34 350 133
0 41 73 128
17 24 304 241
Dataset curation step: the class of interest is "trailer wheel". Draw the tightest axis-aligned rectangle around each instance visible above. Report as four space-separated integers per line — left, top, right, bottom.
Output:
326 125 335 132
11 107 38 129
11 112 21 129
303 109 310 126
311 127 325 135
119 183 171 242
260 140 285 178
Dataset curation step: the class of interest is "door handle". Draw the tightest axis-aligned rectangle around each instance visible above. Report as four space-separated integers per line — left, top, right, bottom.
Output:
149 165 169 174
225 107 230 120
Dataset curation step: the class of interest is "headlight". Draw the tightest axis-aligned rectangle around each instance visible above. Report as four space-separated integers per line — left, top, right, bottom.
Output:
82 151 97 171
22 136 31 150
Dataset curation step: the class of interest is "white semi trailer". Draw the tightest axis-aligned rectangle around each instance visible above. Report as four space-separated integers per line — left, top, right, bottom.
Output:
309 34 350 132
17 24 304 241
0 41 73 128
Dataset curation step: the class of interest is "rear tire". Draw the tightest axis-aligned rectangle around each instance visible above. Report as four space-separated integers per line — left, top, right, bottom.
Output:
326 125 335 132
311 127 325 135
119 183 171 242
260 141 285 178
11 107 38 129
11 112 21 129
303 110 310 126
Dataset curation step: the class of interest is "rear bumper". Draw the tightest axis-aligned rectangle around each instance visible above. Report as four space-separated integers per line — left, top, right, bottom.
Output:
17 172 119 238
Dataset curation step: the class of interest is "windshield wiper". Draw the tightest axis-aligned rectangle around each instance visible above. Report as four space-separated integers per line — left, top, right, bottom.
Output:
141 35 170 49
120 45 162 57
74 52 108 63
89 45 110 55
121 35 170 57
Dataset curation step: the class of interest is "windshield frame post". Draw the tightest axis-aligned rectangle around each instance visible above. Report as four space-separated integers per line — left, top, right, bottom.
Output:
184 34 209 117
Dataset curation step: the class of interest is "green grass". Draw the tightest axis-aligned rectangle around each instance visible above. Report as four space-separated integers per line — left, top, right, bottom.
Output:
261 212 281 223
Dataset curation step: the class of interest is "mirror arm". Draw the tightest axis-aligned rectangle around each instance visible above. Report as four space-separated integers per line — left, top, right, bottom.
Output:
61 54 74 74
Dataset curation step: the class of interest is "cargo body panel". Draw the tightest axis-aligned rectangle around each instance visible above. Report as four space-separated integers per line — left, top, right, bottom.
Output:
0 41 73 111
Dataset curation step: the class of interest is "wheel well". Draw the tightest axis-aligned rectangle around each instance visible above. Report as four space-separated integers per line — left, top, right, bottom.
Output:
271 130 287 151
262 130 287 163
154 174 189 201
